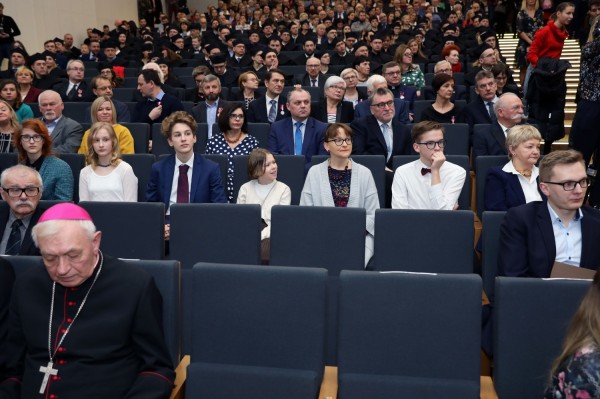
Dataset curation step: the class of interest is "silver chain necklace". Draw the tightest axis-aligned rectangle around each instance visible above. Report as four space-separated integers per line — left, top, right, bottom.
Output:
39 251 104 394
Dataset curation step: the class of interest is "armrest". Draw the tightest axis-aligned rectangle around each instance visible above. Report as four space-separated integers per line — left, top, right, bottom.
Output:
169 355 190 399
318 366 338 399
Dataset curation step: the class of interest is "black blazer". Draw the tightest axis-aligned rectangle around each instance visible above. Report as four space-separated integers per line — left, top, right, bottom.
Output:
0 206 43 256
499 201 600 277
350 115 413 168
190 99 230 123
464 97 494 127
247 96 290 123
310 100 355 124
293 73 330 90
473 122 508 159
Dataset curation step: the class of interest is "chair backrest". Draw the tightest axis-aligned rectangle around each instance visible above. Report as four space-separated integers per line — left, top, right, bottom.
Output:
392 155 471 210
191 263 326 371
121 154 154 201
272 155 306 205
63 102 91 123
374 209 474 273
122 123 150 153
270 205 366 273
201 154 228 198
169 203 261 268
338 271 482 398
247 123 271 148
442 123 469 156
150 123 208 156
112 88 137 103
412 100 434 123
474 155 507 218
78 201 165 259
58 153 85 203
0 152 17 174
312 155 386 208
481 211 507 300
494 277 590 399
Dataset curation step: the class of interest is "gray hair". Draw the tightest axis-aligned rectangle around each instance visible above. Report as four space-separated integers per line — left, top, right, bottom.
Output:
201 74 222 87
366 74 387 93
324 75 346 90
0 164 43 188
368 87 394 105
32 219 97 247
494 92 521 113
38 90 62 105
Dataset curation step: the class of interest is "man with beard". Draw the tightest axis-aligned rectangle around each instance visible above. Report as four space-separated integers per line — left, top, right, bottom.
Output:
37 90 83 154
191 74 229 139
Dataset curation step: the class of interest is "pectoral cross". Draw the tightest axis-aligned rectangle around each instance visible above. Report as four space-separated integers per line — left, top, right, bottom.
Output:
39 361 58 394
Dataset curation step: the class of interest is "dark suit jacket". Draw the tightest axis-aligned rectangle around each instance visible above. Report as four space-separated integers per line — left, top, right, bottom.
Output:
293 73 330 90
498 201 600 277
53 80 95 102
350 115 413 168
388 85 418 111
0 257 14 380
310 100 354 124
190 99 230 125
145 153 227 212
484 166 546 211
133 92 184 124
473 122 508 159
247 96 290 123
464 97 494 128
354 98 410 124
43 116 83 154
0 206 43 256
268 116 328 170
227 54 252 68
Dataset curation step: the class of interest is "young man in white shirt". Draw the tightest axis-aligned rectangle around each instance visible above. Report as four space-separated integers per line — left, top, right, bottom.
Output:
391 121 466 209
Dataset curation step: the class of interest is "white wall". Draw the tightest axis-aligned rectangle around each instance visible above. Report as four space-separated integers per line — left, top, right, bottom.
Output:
8 0 138 53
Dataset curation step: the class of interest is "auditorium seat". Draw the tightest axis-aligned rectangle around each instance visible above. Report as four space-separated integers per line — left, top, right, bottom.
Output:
494 277 589 399
374 209 474 273
474 155 507 218
121 122 150 153
0 152 17 173
338 271 482 399
121 153 154 201
186 263 327 399
442 123 470 156
63 102 91 123
481 211 507 300
58 153 85 203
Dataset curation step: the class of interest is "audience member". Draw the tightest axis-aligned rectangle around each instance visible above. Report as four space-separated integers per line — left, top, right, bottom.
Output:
37 90 83 154
15 67 42 104
420 74 465 123
0 79 32 122
191 74 229 139
247 69 289 123
52 59 94 102
134 68 184 125
310 76 354 124
0 99 18 153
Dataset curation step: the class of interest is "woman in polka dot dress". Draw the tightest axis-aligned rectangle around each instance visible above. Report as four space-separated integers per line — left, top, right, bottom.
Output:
206 103 259 202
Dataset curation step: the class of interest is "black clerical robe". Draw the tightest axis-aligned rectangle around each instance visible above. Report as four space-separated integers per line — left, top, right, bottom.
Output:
0 254 174 398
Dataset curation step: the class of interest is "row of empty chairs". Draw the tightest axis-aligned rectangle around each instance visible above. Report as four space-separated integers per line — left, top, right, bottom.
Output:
5 257 585 399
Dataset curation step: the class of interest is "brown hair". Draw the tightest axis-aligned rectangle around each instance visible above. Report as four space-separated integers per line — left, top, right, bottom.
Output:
539 149 585 182
324 122 353 142
247 148 275 179
14 119 54 161
0 79 23 111
161 111 197 139
411 121 445 142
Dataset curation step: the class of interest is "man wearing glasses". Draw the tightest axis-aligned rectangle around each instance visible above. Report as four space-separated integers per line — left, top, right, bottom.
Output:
498 150 600 277
391 121 465 209
0 165 44 256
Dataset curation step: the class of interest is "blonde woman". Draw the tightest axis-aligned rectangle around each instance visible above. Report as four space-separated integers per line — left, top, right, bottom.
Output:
0 100 19 153
79 122 138 202
78 96 135 156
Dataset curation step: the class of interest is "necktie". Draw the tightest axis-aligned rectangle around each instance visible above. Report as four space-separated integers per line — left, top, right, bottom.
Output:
177 164 190 203
5 219 23 256
381 123 392 160
268 99 277 123
68 84 78 100
487 102 497 122
311 79 317 87
294 122 303 155
421 168 432 175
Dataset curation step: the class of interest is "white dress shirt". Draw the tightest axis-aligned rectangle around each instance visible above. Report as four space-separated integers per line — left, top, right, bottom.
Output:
168 153 194 215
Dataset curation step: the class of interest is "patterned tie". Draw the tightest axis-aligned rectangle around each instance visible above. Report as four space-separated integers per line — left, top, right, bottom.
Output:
487 102 497 122
294 122 303 155
177 164 190 203
268 99 277 123
381 123 392 160
5 219 23 256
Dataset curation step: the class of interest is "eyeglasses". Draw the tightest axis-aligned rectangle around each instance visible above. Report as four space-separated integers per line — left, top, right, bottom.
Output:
68 67 85 72
543 178 590 191
21 135 43 142
306 64 320 68
436 68 452 74
403 52 413 57
229 113 244 120
2 187 41 198
371 100 394 109
327 137 353 146
416 140 447 149
385 70 401 76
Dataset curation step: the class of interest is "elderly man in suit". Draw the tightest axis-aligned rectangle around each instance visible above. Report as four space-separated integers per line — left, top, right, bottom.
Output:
0 165 44 256
293 56 330 90
268 88 327 171
146 111 226 238
473 92 525 158
464 70 498 130
191 74 229 139
52 59 94 102
498 150 600 277
38 90 83 154
248 69 290 123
